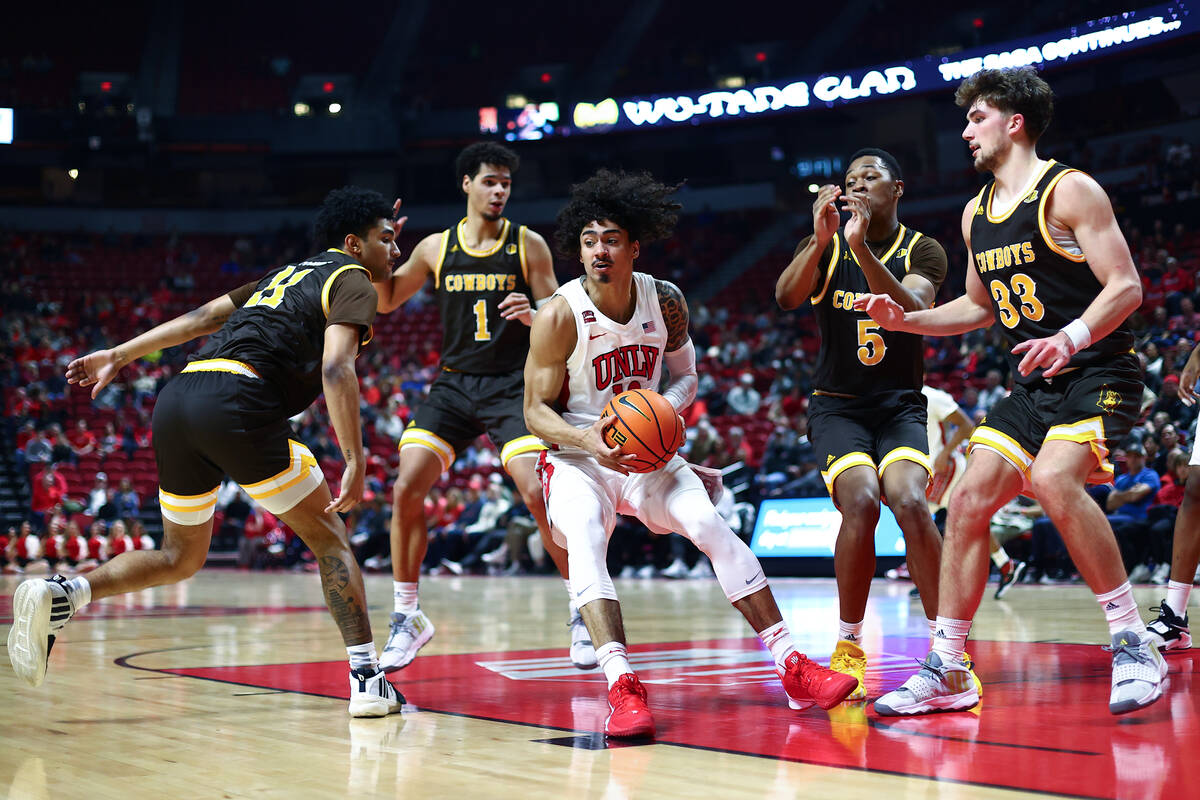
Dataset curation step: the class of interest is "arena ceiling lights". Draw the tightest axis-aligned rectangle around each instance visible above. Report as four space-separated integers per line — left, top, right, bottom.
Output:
483 2 1194 140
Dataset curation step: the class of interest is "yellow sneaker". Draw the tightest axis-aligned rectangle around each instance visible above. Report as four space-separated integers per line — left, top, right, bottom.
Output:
830 639 867 701
961 651 983 698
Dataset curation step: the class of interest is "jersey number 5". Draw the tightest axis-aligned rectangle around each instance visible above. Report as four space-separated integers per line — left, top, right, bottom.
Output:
989 273 1044 329
857 320 885 366
244 266 314 309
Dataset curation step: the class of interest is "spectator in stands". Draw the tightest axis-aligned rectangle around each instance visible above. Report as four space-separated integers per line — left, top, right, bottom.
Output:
68 419 97 462
98 421 120 458
976 369 1006 413
61 520 89 571
1162 256 1194 315
1152 374 1192 426
31 465 68 526
107 520 136 557
86 472 110 516
1107 441 1162 582
726 372 761 416
1152 424 1180 475
112 477 140 518
239 506 281 569
711 426 753 468
24 428 52 467
1169 295 1199 333
86 520 109 564
682 416 721 466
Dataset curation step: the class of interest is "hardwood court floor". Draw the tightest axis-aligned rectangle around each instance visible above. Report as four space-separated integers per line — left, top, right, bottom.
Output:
1 570 1196 799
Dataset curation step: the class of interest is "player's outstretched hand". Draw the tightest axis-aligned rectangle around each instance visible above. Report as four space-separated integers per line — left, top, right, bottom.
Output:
498 292 534 326
65 349 121 399
1012 332 1072 378
1179 345 1200 406
327 461 365 513
583 416 639 475
852 294 906 330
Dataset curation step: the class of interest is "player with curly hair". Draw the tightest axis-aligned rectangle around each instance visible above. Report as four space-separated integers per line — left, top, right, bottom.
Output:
372 143 595 671
525 169 857 738
860 67 1166 716
9 187 405 717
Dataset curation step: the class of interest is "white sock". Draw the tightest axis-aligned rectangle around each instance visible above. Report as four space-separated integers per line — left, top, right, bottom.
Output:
347 641 378 672
596 641 632 688
758 620 797 667
393 581 419 614
926 618 937 638
65 576 91 611
991 548 1010 569
930 616 971 663
1166 580 1192 618
1096 582 1146 637
837 618 864 644
564 579 577 616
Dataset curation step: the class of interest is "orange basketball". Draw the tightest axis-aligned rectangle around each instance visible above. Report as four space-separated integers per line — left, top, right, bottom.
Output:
601 389 685 473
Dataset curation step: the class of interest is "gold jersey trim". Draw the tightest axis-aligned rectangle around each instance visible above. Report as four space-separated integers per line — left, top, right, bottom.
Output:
984 159 1057 223
321 264 370 318
432 230 450 290
456 217 511 258
1037 169 1089 263
810 235 841 305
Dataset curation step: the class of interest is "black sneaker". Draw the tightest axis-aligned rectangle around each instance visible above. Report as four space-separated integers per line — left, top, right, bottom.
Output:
1146 600 1192 652
994 560 1027 599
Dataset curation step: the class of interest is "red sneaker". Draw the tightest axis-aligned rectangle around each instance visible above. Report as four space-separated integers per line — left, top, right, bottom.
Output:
605 674 656 738
779 651 859 710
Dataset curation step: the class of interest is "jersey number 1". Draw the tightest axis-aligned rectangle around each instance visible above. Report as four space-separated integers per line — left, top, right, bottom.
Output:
472 299 492 342
244 266 314 309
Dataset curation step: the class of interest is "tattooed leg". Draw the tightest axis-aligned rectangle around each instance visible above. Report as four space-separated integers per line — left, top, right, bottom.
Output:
279 485 374 647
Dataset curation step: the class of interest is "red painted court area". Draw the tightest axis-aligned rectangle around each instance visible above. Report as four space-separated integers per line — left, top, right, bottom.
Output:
145 636 1200 799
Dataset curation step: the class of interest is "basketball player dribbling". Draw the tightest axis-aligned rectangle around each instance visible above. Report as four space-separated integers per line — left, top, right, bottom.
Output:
859 67 1167 715
9 188 404 716
372 143 595 670
524 169 857 739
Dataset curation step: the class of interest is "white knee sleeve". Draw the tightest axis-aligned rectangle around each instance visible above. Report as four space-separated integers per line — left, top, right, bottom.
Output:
668 490 767 602
561 510 618 607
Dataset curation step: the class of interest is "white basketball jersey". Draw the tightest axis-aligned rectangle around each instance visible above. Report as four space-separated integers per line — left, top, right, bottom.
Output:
555 272 668 433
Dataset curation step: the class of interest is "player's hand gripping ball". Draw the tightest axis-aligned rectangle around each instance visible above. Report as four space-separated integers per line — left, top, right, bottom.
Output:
601 389 685 473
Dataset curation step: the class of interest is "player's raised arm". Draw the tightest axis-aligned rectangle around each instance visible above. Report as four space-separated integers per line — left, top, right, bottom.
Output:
65 283 252 399
373 229 437 314
500 228 559 326
776 184 840 310
523 297 635 473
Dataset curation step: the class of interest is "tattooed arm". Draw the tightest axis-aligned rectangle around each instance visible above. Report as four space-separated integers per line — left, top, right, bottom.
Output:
656 279 697 412
65 287 245 399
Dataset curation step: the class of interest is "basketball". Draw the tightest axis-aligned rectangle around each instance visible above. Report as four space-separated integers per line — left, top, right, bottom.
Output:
601 389 685 473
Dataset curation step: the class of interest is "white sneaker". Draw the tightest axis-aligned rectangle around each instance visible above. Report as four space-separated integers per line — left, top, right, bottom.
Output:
8 575 76 688
480 544 508 565
618 565 636 579
348 667 405 717
568 611 598 669
1150 562 1171 585
688 559 715 579
661 559 689 579
1128 563 1152 584
1108 629 1168 714
380 610 435 671
873 652 979 716
636 565 657 579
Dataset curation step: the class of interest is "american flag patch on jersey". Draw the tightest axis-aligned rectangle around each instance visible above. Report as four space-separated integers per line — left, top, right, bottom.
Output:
582 310 596 323
642 321 656 332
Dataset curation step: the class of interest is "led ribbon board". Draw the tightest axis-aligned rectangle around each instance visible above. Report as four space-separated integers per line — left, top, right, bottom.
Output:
482 3 1194 138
